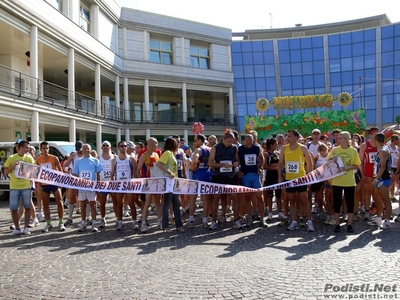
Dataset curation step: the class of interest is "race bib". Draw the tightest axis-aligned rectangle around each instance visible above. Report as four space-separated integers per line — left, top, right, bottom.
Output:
220 160 232 173
286 161 299 174
391 155 398 167
40 162 52 169
117 163 130 180
102 170 112 180
368 152 377 164
101 164 112 180
80 170 92 180
176 159 183 170
244 154 257 166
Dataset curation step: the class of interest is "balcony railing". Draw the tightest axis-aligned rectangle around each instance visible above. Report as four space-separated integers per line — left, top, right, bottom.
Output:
0 64 236 126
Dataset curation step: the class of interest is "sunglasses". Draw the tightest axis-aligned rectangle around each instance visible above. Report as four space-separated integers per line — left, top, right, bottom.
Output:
102 145 110 147
119 145 127 148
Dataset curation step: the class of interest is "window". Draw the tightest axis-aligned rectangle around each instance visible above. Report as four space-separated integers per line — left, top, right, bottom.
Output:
150 39 173 64
48 0 62 11
190 45 210 69
79 3 90 32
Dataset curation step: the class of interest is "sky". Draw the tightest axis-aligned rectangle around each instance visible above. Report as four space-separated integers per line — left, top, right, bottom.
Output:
115 0 399 32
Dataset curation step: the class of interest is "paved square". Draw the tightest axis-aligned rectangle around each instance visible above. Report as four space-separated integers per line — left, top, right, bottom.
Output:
0 201 399 299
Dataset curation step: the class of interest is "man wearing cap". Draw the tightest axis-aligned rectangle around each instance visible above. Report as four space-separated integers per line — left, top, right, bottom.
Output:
97 141 116 229
208 131 240 230
4 140 36 235
307 129 322 214
63 141 84 225
207 135 218 148
73 143 103 232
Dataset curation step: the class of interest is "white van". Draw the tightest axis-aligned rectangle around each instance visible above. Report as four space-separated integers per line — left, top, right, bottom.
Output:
0 141 75 201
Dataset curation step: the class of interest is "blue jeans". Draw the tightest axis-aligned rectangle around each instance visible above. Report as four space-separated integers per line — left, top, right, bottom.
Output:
162 192 183 229
10 189 31 210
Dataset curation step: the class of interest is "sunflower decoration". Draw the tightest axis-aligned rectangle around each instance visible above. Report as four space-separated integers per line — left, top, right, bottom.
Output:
256 98 269 118
337 92 353 107
0 150 6 159
191 122 204 135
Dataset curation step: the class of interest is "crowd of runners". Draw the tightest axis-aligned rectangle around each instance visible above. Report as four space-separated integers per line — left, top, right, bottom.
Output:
4 126 400 235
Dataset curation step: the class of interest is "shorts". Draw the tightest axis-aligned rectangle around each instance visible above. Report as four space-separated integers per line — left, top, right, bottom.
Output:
10 189 31 210
192 169 211 182
267 188 282 198
212 174 238 186
311 181 324 192
241 172 262 189
41 185 60 194
376 179 391 188
286 185 308 194
77 190 97 201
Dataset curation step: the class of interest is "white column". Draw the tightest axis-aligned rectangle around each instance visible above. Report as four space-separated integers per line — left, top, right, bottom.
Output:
153 89 158 122
143 31 148 61
114 75 120 120
182 83 187 122
68 48 75 108
181 37 185 65
103 96 109 118
69 0 80 24
69 119 76 143
227 45 232 72
30 25 38 96
229 87 234 124
144 79 150 121
123 77 129 121
115 24 119 55
125 129 130 142
122 27 127 59
116 128 121 144
96 124 102 152
89 4 99 39
31 111 39 142
183 129 188 144
146 129 150 140
95 64 101 115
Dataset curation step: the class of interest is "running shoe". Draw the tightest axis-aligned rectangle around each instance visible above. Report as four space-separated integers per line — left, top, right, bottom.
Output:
287 221 299 231
11 229 21 236
42 224 53 233
306 220 315 232
209 221 217 230
78 224 87 232
99 218 106 228
59 223 66 231
233 219 243 229
279 218 289 227
347 225 354 233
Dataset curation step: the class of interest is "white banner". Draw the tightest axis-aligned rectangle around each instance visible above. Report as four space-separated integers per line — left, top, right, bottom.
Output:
15 158 344 194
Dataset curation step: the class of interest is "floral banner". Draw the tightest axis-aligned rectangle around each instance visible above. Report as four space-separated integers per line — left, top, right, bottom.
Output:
245 109 366 139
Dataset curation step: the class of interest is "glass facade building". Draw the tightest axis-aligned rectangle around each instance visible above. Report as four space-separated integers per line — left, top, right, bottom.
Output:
232 18 400 133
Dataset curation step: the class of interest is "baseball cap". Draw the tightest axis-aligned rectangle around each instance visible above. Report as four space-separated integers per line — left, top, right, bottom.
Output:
15 139 22 145
102 141 111 147
182 145 190 151
312 129 321 134
126 141 135 149
75 141 83 151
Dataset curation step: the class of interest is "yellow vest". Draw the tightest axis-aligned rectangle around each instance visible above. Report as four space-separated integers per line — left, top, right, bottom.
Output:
284 144 306 180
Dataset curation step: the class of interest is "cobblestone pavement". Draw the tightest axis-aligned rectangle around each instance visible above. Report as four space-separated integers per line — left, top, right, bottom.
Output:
0 199 399 300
